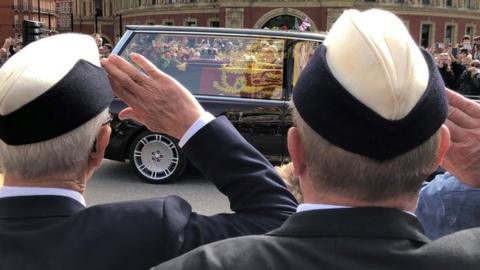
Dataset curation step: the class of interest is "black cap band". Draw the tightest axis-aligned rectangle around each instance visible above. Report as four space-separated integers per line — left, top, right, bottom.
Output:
293 45 447 160
0 59 114 145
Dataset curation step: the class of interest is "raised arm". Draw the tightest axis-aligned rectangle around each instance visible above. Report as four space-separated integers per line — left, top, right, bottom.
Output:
101 53 297 258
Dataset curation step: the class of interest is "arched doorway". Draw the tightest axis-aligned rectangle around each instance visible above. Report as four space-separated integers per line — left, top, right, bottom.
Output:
254 8 317 32
262 15 309 31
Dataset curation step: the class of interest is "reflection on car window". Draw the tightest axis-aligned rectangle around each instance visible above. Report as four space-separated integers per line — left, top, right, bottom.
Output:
120 33 285 100
292 41 320 87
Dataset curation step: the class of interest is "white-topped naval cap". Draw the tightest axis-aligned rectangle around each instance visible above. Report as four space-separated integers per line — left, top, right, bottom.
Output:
0 33 100 116
324 9 429 120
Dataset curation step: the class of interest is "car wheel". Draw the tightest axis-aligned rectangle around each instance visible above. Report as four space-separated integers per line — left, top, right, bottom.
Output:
129 131 186 184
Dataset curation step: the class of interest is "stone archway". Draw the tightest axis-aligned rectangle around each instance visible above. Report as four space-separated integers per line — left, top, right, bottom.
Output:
253 8 318 31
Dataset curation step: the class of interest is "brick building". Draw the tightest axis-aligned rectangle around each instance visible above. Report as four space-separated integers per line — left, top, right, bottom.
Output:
2 1 480 48
72 0 480 48
0 0 57 44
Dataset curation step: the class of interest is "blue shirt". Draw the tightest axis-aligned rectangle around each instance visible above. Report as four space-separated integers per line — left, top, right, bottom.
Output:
416 172 480 240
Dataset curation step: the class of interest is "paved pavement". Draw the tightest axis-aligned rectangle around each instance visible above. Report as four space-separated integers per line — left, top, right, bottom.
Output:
85 159 231 215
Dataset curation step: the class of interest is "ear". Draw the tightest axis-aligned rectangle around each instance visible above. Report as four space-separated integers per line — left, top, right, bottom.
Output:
435 124 451 165
287 127 306 177
88 125 111 169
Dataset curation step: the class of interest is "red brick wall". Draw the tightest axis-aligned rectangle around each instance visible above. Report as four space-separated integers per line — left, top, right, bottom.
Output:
100 23 114 43
0 1 15 43
122 13 219 27
400 14 480 46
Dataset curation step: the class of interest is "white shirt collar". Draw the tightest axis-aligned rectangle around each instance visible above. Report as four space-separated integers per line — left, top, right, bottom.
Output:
297 203 350 213
0 186 86 206
296 203 416 216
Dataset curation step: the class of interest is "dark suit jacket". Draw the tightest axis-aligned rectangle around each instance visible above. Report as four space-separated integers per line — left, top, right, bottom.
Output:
155 207 480 270
0 117 297 270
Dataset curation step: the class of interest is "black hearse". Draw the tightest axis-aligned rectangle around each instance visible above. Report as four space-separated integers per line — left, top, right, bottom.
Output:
105 26 326 183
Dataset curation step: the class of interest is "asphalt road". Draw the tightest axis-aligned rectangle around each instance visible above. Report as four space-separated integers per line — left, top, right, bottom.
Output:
85 159 231 215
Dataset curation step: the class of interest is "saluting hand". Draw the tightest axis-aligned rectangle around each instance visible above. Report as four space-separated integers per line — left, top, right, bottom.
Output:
101 53 204 139
441 89 480 188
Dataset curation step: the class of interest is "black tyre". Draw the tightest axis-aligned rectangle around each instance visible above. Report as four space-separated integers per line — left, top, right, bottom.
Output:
129 130 186 184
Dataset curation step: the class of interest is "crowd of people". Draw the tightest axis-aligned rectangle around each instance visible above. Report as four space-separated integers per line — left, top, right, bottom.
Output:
1 8 480 270
0 36 23 68
0 32 111 69
431 35 480 96
123 34 283 72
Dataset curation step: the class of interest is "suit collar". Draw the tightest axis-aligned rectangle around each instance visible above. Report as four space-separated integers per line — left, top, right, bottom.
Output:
0 186 86 206
267 207 430 244
0 195 85 219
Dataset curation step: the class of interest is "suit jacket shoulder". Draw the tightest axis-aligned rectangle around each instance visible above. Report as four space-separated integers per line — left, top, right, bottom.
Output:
0 117 297 270
154 208 480 270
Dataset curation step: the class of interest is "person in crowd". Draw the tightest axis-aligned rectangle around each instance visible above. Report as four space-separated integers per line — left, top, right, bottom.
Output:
0 48 7 68
417 171 480 240
437 52 456 89
458 59 480 95
0 33 297 270
150 9 480 270
459 35 472 51
448 50 469 92
473 36 480 60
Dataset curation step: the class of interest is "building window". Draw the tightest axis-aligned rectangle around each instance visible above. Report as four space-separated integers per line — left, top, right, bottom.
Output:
394 0 405 3
210 20 220 27
185 18 197 27
23 0 28 11
13 0 18 10
445 24 456 45
422 0 430 4
163 19 174 26
466 25 475 38
421 24 433 48
445 0 453 6
464 0 472 8
14 14 19 29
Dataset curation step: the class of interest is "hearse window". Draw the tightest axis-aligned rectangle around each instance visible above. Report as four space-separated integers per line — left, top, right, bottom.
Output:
120 33 285 100
292 41 320 87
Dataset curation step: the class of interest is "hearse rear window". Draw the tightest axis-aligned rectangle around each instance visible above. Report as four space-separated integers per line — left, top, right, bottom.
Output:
120 33 285 100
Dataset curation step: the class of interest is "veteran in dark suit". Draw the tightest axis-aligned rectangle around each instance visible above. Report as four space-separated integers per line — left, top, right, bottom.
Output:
0 34 297 270
152 9 480 270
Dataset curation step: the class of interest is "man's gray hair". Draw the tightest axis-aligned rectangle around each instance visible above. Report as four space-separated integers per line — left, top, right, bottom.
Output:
0 110 110 179
290 102 439 201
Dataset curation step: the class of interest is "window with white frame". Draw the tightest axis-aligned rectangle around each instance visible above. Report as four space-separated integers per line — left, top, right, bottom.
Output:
14 14 19 28
163 19 174 26
420 23 433 48
466 25 475 38
445 24 456 45
185 18 197 27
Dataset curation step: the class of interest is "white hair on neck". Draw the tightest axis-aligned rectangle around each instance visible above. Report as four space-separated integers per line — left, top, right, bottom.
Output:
0 109 109 179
